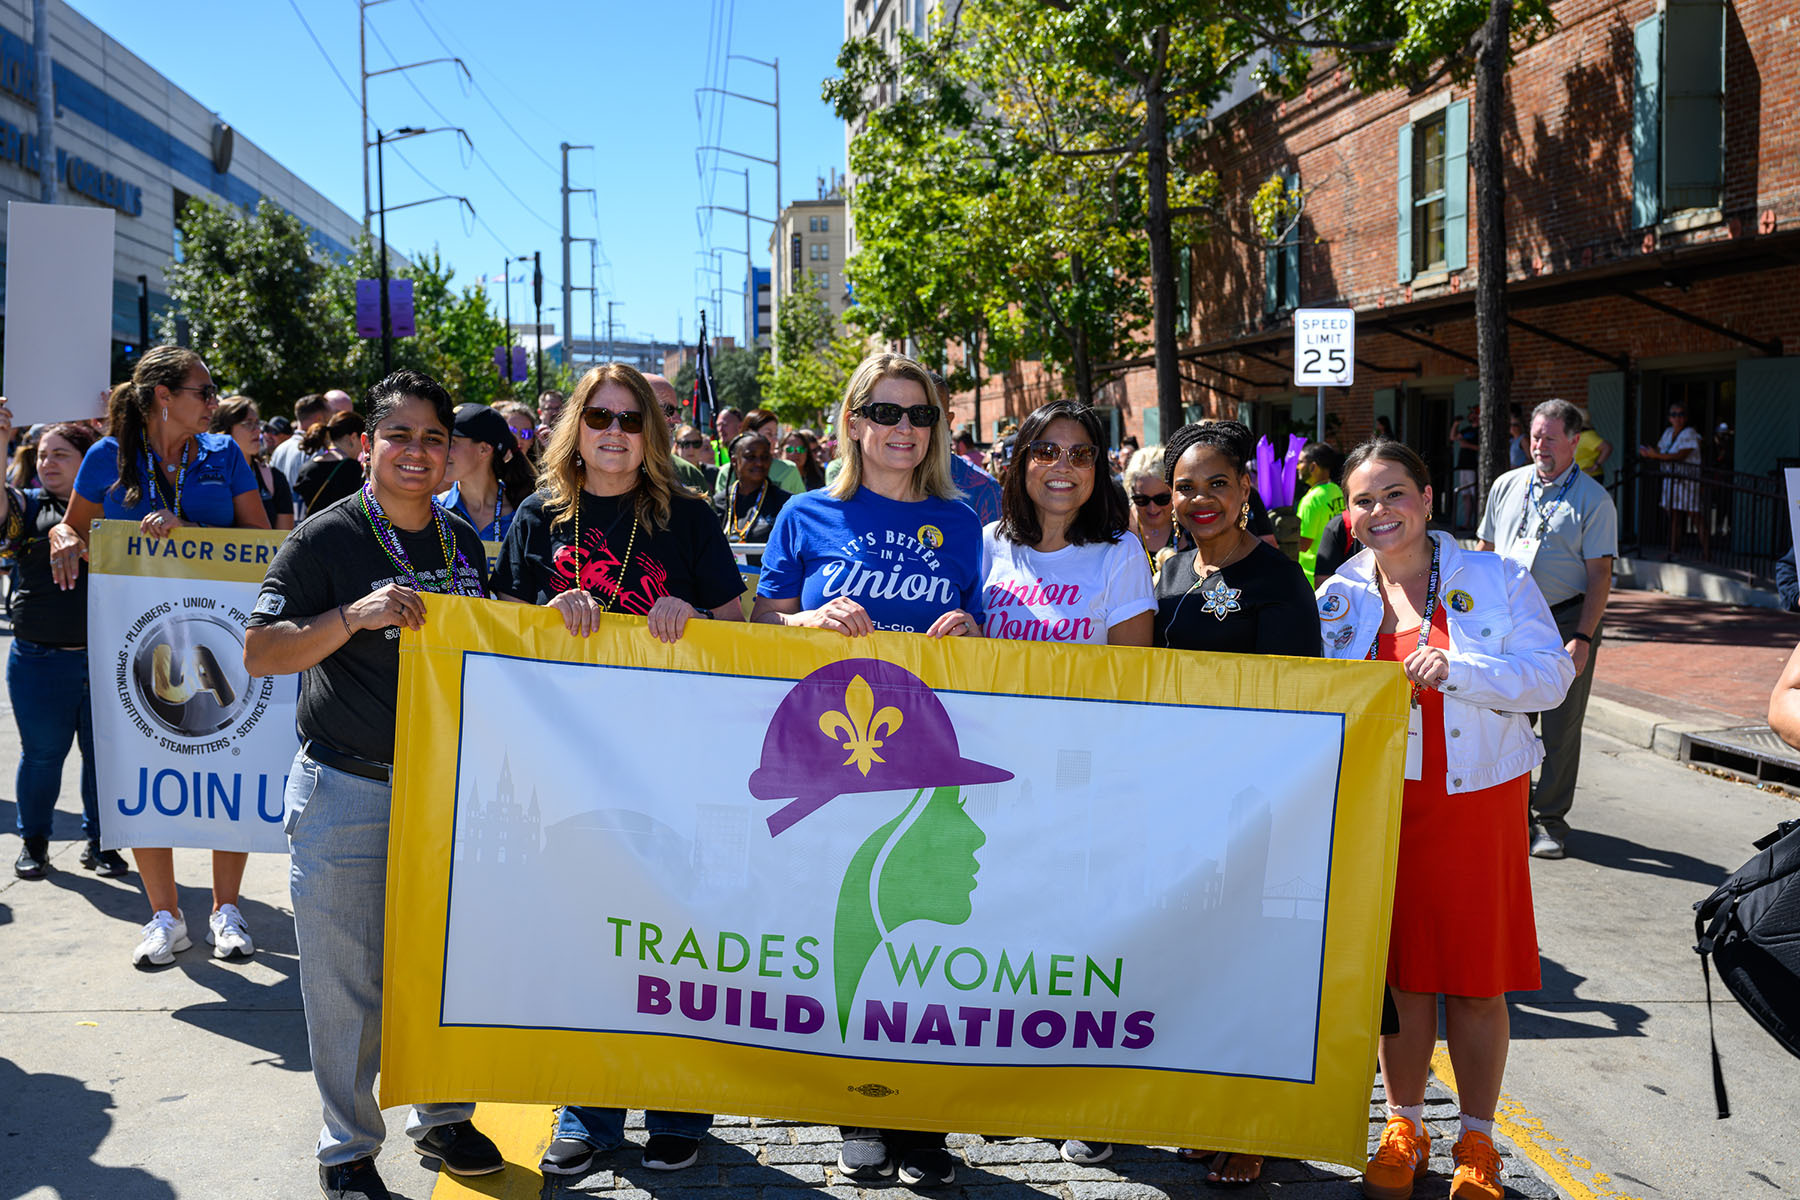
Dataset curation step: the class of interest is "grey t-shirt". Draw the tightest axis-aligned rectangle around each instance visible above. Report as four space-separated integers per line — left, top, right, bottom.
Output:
1478 463 1617 606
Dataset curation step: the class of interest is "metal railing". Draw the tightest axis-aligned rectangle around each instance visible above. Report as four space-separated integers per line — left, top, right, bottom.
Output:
1607 463 1787 583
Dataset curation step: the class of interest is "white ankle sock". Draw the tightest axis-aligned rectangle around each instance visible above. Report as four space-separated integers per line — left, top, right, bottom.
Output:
1460 1112 1494 1139
1387 1103 1425 1136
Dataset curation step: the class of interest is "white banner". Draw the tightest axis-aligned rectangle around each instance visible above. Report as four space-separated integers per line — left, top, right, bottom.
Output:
87 525 296 853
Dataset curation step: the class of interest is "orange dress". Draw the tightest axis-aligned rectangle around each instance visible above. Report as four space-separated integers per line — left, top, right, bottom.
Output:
1378 609 1541 997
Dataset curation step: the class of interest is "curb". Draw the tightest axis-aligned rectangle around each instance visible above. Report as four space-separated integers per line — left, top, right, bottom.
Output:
1583 694 1711 760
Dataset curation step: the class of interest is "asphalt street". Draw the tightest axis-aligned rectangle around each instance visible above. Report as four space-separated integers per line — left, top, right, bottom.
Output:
1 628 1795 1198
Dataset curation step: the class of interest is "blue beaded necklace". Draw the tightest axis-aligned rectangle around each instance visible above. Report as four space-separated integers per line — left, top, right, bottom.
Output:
359 482 479 595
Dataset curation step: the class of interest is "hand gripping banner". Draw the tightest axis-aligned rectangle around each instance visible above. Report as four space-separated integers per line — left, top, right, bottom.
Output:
381 596 1409 1166
86 523 296 853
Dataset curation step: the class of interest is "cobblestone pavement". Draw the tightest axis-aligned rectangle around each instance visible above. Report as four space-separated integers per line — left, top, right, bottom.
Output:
503 1083 1562 1200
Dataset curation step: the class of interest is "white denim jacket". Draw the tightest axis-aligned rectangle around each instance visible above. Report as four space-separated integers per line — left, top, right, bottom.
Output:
1315 531 1576 794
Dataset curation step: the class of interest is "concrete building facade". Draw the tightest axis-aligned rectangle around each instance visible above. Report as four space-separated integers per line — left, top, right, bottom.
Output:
0 0 360 378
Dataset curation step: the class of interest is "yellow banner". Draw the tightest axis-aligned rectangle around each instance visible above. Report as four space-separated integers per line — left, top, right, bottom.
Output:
381 596 1408 1167
88 520 288 584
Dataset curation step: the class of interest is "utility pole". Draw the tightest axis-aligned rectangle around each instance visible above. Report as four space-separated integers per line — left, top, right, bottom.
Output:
560 142 593 372
359 0 464 229
568 234 596 370
607 300 624 365
532 250 544 398
377 129 391 374
32 0 56 204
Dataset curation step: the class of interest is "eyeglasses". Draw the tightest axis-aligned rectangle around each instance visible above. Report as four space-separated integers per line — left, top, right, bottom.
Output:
581 407 645 434
855 402 940 428
1025 440 1100 469
512 426 535 441
661 404 681 421
676 437 707 450
783 443 806 454
172 384 221 403
1130 490 1172 507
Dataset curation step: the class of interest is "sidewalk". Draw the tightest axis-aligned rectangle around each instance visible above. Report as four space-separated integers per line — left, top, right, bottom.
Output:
1585 586 1799 756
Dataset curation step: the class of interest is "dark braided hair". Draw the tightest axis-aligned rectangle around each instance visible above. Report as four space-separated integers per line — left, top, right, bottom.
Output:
1163 419 1255 485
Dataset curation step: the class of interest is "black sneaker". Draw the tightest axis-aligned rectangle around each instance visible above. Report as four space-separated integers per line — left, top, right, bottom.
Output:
95 848 130 877
79 840 101 870
14 838 47 879
1061 1138 1113 1164
643 1133 701 1171
539 1136 599 1176
412 1120 504 1176
897 1146 957 1188
837 1128 895 1182
320 1157 391 1199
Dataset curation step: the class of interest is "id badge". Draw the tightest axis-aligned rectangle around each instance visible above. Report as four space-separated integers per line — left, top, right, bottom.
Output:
1505 534 1539 573
1404 705 1423 781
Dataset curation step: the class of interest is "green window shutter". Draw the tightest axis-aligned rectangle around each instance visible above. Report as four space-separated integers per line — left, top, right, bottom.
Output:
1632 14 1664 228
1396 122 1413 283
1373 388 1398 438
1452 379 1481 420
1663 0 1725 212
1734 359 1800 479
1283 170 1301 305
1444 100 1470 272
1585 371 1625 486
1264 244 1280 314
1142 405 1161 447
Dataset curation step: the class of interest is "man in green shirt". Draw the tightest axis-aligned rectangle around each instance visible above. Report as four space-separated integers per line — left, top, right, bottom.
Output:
1294 443 1345 587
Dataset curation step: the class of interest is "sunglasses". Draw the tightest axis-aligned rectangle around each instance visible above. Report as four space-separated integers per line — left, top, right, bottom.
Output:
1025 440 1100 469
855 402 940 428
512 426 536 441
783 443 807 453
1130 490 1173 507
661 404 681 421
676 437 707 449
581 407 645 434
172 384 222 402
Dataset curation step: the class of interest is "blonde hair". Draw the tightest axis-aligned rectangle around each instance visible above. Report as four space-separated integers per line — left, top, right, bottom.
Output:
539 362 694 534
828 352 960 503
1123 444 1166 491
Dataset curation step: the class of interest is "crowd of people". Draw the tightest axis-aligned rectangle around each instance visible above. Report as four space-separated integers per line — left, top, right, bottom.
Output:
3 347 1633 1200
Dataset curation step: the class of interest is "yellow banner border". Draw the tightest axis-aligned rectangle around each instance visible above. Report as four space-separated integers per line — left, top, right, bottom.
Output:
382 595 1408 1167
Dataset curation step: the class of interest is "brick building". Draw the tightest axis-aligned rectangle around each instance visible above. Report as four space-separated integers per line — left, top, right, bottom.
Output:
953 0 1799 573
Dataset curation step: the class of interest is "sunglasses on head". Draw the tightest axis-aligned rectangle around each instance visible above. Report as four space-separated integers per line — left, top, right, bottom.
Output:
1025 440 1099 468
676 437 707 449
1130 490 1172 507
855 401 940 428
581 407 645 434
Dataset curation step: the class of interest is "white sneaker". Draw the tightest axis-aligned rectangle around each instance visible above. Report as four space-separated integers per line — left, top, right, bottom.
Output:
207 903 255 959
132 910 190 966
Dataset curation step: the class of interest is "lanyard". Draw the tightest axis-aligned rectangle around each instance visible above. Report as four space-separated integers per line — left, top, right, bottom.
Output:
145 441 191 520
1367 538 1441 707
1515 468 1575 542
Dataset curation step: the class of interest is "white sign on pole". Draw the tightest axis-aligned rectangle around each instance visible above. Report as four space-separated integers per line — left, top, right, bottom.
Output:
3 202 116 425
1293 308 1356 388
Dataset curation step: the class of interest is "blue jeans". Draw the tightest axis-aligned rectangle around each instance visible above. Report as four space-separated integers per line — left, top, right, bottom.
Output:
7 639 99 843
556 1106 712 1149
285 751 474 1166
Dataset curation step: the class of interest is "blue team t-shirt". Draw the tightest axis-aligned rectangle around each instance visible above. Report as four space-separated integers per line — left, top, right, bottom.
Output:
757 486 985 633
75 433 258 526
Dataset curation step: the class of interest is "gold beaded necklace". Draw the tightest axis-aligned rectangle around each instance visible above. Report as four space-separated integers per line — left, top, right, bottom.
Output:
570 491 639 614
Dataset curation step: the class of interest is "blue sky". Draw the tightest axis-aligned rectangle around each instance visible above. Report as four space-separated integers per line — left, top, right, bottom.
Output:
72 0 850 347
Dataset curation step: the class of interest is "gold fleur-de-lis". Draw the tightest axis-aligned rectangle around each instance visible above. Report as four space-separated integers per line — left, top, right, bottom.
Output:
818 675 904 776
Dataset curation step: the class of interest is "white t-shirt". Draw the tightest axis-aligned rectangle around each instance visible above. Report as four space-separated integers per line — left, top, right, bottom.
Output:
979 523 1156 645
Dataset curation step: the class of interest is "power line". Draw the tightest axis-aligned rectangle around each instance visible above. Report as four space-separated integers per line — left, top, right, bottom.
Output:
404 0 561 176
363 16 560 236
285 0 360 108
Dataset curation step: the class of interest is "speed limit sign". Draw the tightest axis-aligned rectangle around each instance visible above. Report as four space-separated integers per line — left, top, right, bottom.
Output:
1293 309 1355 387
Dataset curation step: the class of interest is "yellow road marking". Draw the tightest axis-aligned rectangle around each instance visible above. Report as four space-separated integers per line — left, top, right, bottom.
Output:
429 1103 557 1200
1430 1045 1646 1200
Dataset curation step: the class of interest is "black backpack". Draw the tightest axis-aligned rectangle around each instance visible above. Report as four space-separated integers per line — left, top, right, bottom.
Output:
1693 818 1800 1119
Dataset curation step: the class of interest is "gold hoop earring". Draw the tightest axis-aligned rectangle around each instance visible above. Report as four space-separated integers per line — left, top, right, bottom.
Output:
1239 501 1251 529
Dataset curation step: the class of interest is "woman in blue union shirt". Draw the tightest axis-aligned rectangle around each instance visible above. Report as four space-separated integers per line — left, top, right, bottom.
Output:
750 351 979 1189
49 346 270 970
753 352 983 640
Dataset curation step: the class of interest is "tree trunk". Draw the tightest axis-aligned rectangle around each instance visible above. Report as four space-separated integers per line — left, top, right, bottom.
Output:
1070 252 1097 406
1473 0 1513 512
1143 29 1183 438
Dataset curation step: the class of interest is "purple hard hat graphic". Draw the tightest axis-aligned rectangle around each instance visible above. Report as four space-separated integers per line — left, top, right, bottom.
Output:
749 658 1013 837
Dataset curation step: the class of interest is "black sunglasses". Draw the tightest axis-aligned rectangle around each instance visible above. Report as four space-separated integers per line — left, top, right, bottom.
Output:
1130 490 1173 507
581 407 645 434
661 404 681 421
676 437 707 449
1025 440 1100 468
855 402 940 428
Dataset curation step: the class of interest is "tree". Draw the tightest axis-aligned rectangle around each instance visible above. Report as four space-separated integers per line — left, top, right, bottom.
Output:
160 198 353 410
757 275 865 429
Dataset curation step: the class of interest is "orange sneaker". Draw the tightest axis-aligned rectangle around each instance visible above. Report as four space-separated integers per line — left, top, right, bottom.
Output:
1450 1129 1504 1200
1362 1115 1431 1200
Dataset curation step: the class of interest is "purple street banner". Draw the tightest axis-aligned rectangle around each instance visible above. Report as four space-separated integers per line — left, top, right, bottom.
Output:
381 597 1410 1166
85 524 297 854
355 278 416 339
